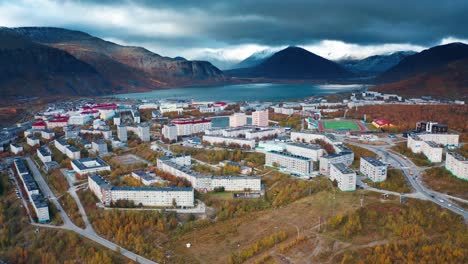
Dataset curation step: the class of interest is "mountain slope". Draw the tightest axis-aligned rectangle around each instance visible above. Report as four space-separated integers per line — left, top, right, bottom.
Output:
378 42 468 82
226 46 353 79
0 28 110 97
338 51 416 76
373 58 468 99
235 48 278 69
12 27 225 90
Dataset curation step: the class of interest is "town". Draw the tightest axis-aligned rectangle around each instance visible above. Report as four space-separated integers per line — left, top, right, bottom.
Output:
0 89 466 263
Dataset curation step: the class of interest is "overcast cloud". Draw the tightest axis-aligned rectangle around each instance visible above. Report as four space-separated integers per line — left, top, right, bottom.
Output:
0 0 467 61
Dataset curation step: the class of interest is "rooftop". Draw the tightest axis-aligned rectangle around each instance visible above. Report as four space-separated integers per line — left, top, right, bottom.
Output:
447 152 467 162
286 142 321 150
362 156 386 167
72 157 109 170
267 150 312 161
332 163 355 174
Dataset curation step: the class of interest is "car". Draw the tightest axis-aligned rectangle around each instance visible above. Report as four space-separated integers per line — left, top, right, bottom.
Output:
439 199 444 203
448 204 452 207
430 195 435 198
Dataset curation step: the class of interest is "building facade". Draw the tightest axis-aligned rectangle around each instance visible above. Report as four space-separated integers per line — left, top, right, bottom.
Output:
251 110 269 127
445 152 467 180
330 163 356 191
265 150 313 175
360 157 387 182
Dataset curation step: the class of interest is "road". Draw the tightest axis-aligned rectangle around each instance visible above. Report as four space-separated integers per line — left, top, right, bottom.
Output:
25 157 158 264
345 141 468 221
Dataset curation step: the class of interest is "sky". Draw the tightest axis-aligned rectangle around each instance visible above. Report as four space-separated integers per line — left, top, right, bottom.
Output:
1 0 467 64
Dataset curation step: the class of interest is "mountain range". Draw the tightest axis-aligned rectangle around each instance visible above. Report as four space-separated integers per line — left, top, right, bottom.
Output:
337 51 417 76
0 26 467 99
0 27 225 97
225 46 353 80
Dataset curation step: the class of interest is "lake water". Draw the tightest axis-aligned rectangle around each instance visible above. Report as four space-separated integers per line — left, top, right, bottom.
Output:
109 83 363 102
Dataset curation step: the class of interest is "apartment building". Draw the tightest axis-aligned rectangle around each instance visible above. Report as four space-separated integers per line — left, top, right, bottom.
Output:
202 135 256 149
360 157 387 182
13 159 50 222
252 109 269 127
37 146 52 163
26 136 40 147
162 124 178 142
172 118 212 136
319 151 354 175
407 134 443 162
10 143 23 154
285 143 323 161
330 163 356 191
265 150 313 175
88 174 194 207
92 140 108 155
157 155 261 192
245 129 279 140
229 113 247 127
445 152 467 180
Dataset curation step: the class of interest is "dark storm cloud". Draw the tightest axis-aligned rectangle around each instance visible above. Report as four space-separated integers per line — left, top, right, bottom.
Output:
73 0 468 45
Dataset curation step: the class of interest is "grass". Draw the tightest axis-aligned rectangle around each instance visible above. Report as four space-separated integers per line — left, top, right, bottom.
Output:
322 120 360 130
168 190 367 264
344 143 378 169
422 167 468 199
390 142 433 167
58 193 86 228
363 169 412 193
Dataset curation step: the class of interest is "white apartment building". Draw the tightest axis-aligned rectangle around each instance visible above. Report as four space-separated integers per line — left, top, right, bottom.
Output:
290 131 342 147
172 118 212 136
117 125 127 142
14 159 50 222
41 130 55 140
27 136 40 146
202 135 256 149
10 143 23 154
360 157 387 182
412 132 459 146
92 140 108 155
445 152 467 180
65 146 81 160
229 113 247 127
251 109 269 127
156 156 261 192
37 146 52 163
407 134 443 162
211 176 261 191
245 129 279 140
223 127 252 138
71 157 111 175
319 152 354 175
273 107 295 115
88 174 194 207
285 143 324 161
256 140 287 153
330 163 356 191
80 128 113 140
160 104 183 114
265 150 313 175
126 123 150 142
162 124 178 142
68 115 92 125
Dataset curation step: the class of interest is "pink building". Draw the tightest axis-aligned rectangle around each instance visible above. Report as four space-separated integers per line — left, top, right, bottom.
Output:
229 113 247 128
252 110 269 127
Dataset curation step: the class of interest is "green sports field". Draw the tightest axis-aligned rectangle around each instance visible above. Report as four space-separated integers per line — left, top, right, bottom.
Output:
322 120 360 130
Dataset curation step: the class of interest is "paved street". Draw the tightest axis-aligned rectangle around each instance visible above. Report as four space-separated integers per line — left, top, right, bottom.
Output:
345 141 468 221
25 157 158 264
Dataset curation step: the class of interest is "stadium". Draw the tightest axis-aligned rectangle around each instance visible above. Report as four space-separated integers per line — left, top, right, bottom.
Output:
308 118 366 132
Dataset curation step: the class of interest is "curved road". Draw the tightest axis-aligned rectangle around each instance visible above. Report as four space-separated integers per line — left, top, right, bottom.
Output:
25 157 158 264
345 142 468 221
